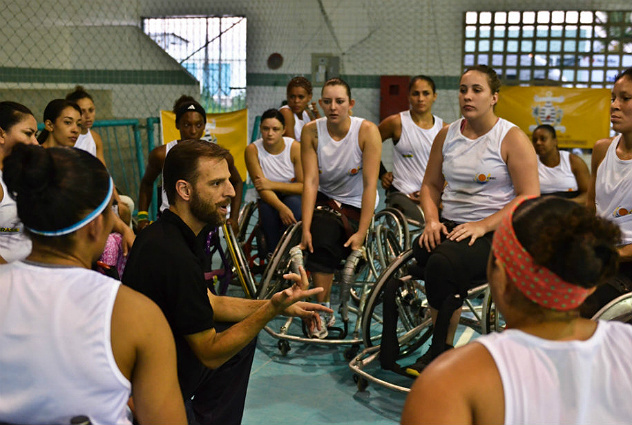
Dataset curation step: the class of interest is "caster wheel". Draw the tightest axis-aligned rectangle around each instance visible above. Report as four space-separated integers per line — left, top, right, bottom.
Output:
278 340 291 356
353 374 368 391
343 344 360 361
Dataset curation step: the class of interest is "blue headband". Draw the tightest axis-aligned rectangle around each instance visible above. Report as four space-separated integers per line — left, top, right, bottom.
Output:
27 178 114 236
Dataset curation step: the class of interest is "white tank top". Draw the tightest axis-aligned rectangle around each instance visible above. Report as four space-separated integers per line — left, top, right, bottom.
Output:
74 129 97 157
316 117 378 209
281 105 310 141
253 137 295 199
0 261 132 425
538 150 578 194
441 118 516 223
392 111 443 194
0 170 31 262
476 322 632 425
596 134 632 245
160 139 179 212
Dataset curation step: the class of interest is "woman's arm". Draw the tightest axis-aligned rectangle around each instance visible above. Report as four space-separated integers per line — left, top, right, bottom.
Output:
226 153 243 235
449 127 540 245
377 114 402 190
419 127 448 251
137 146 166 229
587 138 613 213
569 152 591 204
280 107 297 140
300 122 319 252
345 121 381 250
245 144 297 225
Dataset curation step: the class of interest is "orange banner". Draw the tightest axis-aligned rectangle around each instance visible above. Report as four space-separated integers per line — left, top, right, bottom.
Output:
496 86 610 148
160 108 248 178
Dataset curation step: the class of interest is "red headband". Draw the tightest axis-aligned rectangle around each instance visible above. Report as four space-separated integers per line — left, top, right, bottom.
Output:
492 196 592 311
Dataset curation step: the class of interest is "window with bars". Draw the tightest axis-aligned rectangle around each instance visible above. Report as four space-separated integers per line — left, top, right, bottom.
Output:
142 16 247 112
463 10 632 88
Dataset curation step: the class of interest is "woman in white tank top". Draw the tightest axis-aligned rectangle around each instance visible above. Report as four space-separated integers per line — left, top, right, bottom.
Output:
300 78 381 337
532 123 590 202
403 196 632 425
378 75 447 200
410 66 539 368
66 86 106 165
280 76 320 141
0 144 186 424
0 101 38 264
582 67 632 318
245 108 303 255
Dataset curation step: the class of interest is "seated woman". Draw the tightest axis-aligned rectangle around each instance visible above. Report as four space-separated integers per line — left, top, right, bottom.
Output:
280 76 320 141
401 196 632 425
65 86 134 227
410 65 539 370
581 67 632 318
532 123 590 203
0 101 38 264
378 75 446 204
245 108 302 256
0 144 186 424
137 95 243 233
300 77 381 338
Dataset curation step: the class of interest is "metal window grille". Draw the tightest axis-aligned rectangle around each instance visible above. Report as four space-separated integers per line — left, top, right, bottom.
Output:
463 10 632 88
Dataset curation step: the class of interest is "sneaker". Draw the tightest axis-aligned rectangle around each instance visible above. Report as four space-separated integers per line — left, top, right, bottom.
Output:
404 344 453 377
309 303 335 339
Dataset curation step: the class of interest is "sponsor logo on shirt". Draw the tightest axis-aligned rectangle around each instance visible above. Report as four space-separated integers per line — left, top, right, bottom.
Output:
613 207 631 218
402 153 414 158
473 173 495 184
349 165 362 176
0 227 20 233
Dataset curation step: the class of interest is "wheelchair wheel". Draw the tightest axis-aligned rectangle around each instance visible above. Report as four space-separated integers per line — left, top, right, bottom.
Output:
222 224 258 299
592 292 632 323
361 249 431 358
237 201 267 274
369 208 409 272
257 222 303 300
481 287 505 333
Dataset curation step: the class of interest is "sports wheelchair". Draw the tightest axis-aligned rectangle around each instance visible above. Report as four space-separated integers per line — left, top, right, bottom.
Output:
349 248 502 392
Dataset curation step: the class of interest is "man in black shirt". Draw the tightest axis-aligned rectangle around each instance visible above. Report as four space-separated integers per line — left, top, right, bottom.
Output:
123 140 328 425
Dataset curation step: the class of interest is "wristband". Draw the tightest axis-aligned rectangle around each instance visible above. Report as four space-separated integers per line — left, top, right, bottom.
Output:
137 211 149 220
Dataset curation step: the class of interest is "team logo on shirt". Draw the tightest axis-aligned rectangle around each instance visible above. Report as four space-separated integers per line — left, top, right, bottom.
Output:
473 173 495 184
613 207 631 218
349 165 362 176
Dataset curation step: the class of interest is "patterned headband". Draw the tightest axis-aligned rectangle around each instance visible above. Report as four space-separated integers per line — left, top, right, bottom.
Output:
492 196 592 311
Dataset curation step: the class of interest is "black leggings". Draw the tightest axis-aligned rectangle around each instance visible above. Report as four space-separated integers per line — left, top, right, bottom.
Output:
411 229 493 310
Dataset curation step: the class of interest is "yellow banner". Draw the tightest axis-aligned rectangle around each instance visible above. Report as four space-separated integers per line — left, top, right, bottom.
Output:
496 86 610 148
160 108 248 178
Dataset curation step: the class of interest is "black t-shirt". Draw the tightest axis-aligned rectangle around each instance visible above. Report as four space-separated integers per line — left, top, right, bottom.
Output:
122 209 215 397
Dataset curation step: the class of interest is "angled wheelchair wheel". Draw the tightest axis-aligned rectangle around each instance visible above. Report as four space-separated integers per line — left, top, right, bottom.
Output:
481 287 505 333
592 292 632 323
257 222 303 300
237 201 267 274
222 224 258 299
372 207 409 254
361 249 431 358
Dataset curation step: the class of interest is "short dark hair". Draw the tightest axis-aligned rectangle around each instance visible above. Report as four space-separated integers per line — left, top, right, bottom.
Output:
533 124 557 140
409 75 436 93
287 76 313 96
163 140 230 205
0 101 34 133
3 144 110 249
615 67 632 84
261 108 285 127
65 85 94 103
